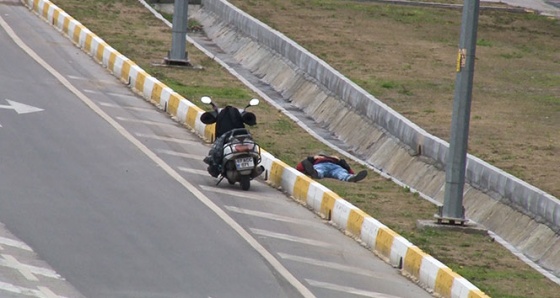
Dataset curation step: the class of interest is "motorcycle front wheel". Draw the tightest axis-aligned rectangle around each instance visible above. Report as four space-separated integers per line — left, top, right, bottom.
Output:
240 175 250 191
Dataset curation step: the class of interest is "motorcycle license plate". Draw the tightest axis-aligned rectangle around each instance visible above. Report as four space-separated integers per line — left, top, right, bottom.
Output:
235 157 254 170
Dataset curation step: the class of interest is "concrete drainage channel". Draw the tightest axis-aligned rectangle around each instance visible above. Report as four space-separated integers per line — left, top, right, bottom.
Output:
143 0 560 285
25 0 560 296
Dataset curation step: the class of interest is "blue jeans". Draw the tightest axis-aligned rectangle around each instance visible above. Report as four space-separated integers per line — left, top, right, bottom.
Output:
314 162 352 181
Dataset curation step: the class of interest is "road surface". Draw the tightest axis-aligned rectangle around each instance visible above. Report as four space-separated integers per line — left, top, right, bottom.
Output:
0 1 434 297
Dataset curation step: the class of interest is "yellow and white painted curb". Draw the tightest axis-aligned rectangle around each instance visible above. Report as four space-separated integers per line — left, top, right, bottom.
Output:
23 1 489 297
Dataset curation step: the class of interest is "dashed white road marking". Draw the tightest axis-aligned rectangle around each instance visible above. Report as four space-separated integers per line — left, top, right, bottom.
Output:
134 132 199 144
198 184 270 200
115 117 180 128
83 89 139 100
0 236 33 251
225 206 325 227
66 75 118 86
98 101 159 112
306 279 403 298
178 167 209 176
180 167 270 190
2 254 38 281
278 253 395 280
250 228 332 248
156 149 204 160
2 14 315 298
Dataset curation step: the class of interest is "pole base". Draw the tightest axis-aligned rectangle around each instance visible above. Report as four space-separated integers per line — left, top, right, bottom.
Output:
433 214 469 225
163 57 192 67
433 205 468 225
417 219 486 234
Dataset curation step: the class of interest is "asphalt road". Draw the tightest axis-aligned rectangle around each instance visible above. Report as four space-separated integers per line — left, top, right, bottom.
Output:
0 2 433 298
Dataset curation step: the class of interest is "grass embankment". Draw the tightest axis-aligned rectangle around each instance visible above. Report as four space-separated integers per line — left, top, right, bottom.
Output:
51 0 560 297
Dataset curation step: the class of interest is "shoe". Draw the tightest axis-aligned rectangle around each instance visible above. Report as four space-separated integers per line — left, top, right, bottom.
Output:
348 170 367 182
207 165 220 178
302 160 319 179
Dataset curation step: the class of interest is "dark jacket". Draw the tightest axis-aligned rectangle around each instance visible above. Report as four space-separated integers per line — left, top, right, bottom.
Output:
296 155 354 175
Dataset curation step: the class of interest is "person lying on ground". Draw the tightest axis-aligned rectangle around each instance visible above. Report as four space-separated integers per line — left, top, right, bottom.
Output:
296 154 367 182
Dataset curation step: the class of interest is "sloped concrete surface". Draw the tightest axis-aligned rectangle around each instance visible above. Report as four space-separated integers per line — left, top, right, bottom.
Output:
191 0 560 281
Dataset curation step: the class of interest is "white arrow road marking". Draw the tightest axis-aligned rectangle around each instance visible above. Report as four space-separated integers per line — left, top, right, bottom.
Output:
0 255 61 280
37 286 62 298
0 99 44 114
1 15 315 297
0 281 65 298
2 254 38 281
0 236 33 251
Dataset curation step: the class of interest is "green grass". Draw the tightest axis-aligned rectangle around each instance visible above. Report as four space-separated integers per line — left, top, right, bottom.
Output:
50 0 560 296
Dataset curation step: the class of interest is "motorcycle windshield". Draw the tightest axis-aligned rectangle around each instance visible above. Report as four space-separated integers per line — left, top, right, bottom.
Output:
215 106 246 138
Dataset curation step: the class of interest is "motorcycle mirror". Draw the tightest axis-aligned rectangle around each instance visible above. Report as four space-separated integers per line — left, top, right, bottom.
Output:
249 98 259 106
201 96 212 104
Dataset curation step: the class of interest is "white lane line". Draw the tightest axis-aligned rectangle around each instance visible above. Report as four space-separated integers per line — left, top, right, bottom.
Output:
2 254 38 281
0 236 33 251
225 206 325 227
0 17 315 297
67 75 117 85
250 228 332 248
178 167 209 176
177 167 263 187
306 279 403 298
115 117 180 128
199 185 273 201
84 89 138 100
98 102 159 112
134 132 200 144
156 149 204 160
278 253 394 280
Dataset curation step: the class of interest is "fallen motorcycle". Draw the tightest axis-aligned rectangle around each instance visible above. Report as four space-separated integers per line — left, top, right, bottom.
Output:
200 96 264 191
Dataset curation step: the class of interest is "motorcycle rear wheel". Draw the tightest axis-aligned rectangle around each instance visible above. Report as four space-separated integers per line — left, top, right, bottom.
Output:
240 175 250 191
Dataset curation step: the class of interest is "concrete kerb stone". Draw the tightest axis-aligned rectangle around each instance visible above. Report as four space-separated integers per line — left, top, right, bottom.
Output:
24 0 490 297
208 0 560 275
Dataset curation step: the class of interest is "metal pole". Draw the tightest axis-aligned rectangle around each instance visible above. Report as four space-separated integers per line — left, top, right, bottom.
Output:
438 0 480 224
165 0 190 65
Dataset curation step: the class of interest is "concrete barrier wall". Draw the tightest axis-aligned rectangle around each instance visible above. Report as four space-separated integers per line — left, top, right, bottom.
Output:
200 0 560 234
23 0 492 296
